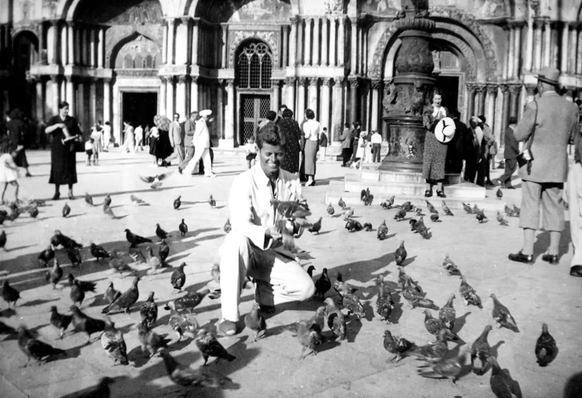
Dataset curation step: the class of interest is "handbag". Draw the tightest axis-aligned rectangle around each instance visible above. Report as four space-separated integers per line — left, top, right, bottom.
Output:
516 100 538 174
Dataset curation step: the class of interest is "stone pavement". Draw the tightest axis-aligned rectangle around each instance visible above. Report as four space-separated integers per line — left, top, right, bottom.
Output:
0 148 580 398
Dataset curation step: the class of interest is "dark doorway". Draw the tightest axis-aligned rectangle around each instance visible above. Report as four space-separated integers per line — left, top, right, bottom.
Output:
434 75 459 114
239 94 270 145
122 92 157 139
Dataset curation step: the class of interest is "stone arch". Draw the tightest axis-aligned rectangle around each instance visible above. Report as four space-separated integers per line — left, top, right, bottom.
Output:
189 0 296 22
57 0 168 20
229 31 279 69
370 7 499 82
109 32 160 70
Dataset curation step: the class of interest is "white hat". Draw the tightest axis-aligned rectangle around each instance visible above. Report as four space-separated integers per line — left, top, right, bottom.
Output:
200 109 212 117
434 117 456 144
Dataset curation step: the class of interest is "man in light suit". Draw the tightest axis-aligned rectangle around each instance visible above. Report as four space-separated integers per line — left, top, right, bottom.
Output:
181 109 215 177
216 123 315 336
508 67 579 265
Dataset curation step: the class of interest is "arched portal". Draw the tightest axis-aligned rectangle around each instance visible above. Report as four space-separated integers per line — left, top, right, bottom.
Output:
11 30 39 118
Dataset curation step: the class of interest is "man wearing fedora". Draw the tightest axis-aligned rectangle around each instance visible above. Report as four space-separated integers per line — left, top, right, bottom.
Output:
508 67 579 267
181 109 216 177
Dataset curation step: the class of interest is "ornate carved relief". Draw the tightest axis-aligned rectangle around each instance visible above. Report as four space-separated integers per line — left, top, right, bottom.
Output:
382 80 429 117
116 69 158 77
229 30 279 69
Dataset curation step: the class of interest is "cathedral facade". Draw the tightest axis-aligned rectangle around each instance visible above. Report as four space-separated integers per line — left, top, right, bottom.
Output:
0 0 581 147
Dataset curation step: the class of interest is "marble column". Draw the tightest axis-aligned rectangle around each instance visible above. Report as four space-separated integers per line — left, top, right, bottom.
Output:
500 85 510 143
313 17 320 66
216 80 224 138
321 17 328 66
159 76 167 116
103 78 111 124
76 79 84 128
35 79 44 121
50 75 60 115
551 21 560 69
577 27 582 75
486 84 497 139
569 23 577 74
60 22 67 65
297 78 307 121
39 23 47 65
289 17 298 67
465 83 476 124
297 17 304 66
272 80 281 111
66 77 75 115
338 17 345 67
526 16 534 72
80 27 87 66
321 78 331 130
162 20 168 64
98 27 104 68
50 21 59 64
370 80 381 132
177 75 187 118
543 19 551 68
89 78 96 125
331 77 344 143
176 19 189 65
221 24 228 68
304 17 312 66
308 77 318 113
509 84 521 119
349 78 358 123
350 18 358 74
190 76 198 111
225 79 235 145
505 25 514 80
67 22 75 66
513 22 523 79
74 24 81 65
329 17 337 67
475 84 486 117
167 76 175 116
534 19 543 70
282 25 289 67
561 22 569 73
90 28 97 67
167 18 175 65
191 20 199 66
286 77 296 111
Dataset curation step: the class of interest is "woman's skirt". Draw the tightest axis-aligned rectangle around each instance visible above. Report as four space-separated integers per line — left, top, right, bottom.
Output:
304 140 318 175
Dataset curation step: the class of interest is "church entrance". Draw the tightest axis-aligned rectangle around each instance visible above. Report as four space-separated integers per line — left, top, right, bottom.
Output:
121 91 157 141
239 94 270 145
434 75 460 114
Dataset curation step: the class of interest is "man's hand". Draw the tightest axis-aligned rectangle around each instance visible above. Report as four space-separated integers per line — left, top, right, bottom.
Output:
265 226 282 241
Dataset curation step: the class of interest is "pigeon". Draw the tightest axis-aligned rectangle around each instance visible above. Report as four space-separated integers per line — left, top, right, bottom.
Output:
130 194 147 206
173 195 181 210
125 228 152 247
28 206 39 218
139 171 172 184
442 254 462 276
394 208 406 221
343 207 354 220
85 192 93 206
408 328 455 363
103 193 112 207
49 306 72 339
50 230 83 250
90 241 110 260
297 321 323 359
74 377 116 398
159 351 231 388
137 319 170 358
375 276 395 322
164 289 209 313
471 324 493 375
194 328 236 366
383 329 415 362
179 219 188 236
377 220 388 240
462 202 473 214
326 202 335 216
497 211 509 226
314 267 331 298
101 320 128 365
109 251 138 276
472 204 480 214
401 280 427 307
496 188 503 200
345 218 362 232
145 246 162 274
439 294 456 330
306 265 314 277
411 296 440 311
338 197 347 210
62 202 71 217
104 282 122 305
512 204 520 216
70 280 86 307
459 275 482 308
535 323 557 367
442 201 454 216
413 217 430 239
209 195 216 208
395 240 407 266
323 297 346 340
67 274 96 293
171 262 187 292
308 217 322 234
334 273 358 295
398 268 425 297
360 188 369 203
45 258 63 289
417 345 470 384
339 290 364 320
140 291 158 328
426 200 438 214
490 293 519 332
102 277 140 314
70 305 106 343
363 188 374 206
430 213 439 222
168 310 199 340
17 325 66 366
223 218 232 234
244 302 267 342
103 204 117 219
475 207 487 223
155 224 168 240
363 222 373 231
38 245 55 268
424 309 449 337
488 356 522 398
159 239 170 264
66 246 82 269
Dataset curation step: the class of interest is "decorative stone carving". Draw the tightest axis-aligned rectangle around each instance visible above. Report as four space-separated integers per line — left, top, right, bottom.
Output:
382 80 429 117
349 78 359 89
500 84 509 94
309 77 319 86
371 80 382 90
229 30 278 69
178 75 187 84
486 84 498 95
116 69 158 77
394 37 434 75
325 0 344 14
322 78 332 86
509 84 522 95
285 77 296 85
298 77 308 86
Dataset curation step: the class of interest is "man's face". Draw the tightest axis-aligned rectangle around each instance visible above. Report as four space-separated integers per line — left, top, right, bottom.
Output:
60 106 69 116
259 143 285 177
433 94 442 106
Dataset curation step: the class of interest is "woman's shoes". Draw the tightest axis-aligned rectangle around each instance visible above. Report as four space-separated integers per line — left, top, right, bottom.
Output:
424 190 433 197
52 192 60 200
541 253 559 264
436 190 446 198
68 192 75 200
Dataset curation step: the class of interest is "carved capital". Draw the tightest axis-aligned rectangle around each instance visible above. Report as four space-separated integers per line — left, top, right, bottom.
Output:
49 74 60 83
290 16 300 25
524 84 537 96
509 84 522 95
226 78 235 87
181 17 190 25
349 78 359 89
178 75 187 84
466 83 477 93
309 77 319 86
486 84 498 95
474 83 487 93
335 76 345 86
271 79 283 87
371 80 382 90
500 84 509 94
285 77 296 85
298 77 308 86
103 77 112 84
322 78 332 87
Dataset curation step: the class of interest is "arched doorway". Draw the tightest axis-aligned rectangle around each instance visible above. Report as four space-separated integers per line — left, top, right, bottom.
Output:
235 40 274 145
12 30 39 117
431 43 466 114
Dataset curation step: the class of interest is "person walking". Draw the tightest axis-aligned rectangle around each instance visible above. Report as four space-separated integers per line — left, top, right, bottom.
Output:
166 113 184 165
182 109 215 177
102 121 111 151
134 124 144 152
178 111 198 175
122 121 135 154
277 108 302 174
508 67 579 265
90 124 102 165
6 108 32 177
422 90 449 198
567 125 582 277
302 109 320 186
339 123 352 167
477 115 495 185
45 101 80 200
371 130 382 163
464 116 483 184
497 116 519 189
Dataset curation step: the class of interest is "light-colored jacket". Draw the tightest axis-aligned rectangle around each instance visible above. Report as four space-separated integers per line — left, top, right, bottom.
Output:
339 128 351 149
193 118 210 148
169 121 182 147
229 163 303 251
514 91 579 183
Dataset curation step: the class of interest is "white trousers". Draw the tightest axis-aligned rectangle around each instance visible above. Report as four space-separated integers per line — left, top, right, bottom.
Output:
183 146 212 176
568 163 582 268
219 231 315 321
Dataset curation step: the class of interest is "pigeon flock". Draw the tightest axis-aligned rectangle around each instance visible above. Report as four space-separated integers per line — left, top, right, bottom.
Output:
0 179 567 397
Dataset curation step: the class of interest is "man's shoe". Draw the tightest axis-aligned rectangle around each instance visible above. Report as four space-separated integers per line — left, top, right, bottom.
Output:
541 253 559 264
259 304 276 314
216 319 237 336
570 265 582 278
508 251 533 264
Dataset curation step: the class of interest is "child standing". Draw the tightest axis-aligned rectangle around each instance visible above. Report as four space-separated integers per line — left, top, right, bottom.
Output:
90 127 102 166
85 138 94 165
371 130 382 163
0 142 21 205
244 136 258 169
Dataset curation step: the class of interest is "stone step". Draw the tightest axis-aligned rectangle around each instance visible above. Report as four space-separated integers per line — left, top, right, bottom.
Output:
359 164 462 185
325 180 508 212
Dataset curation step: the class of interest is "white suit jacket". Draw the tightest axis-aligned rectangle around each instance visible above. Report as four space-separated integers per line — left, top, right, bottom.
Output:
193 119 210 148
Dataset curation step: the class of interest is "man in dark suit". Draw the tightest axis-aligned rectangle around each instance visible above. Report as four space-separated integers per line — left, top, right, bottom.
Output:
508 67 579 265
497 116 519 188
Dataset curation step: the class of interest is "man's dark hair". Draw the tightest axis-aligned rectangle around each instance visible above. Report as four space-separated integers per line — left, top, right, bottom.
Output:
478 114 486 124
279 104 288 111
58 101 69 110
305 109 315 120
282 108 294 118
256 123 286 150
266 111 277 121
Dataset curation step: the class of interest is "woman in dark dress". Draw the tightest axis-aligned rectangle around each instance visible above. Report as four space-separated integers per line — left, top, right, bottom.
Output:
277 108 302 174
152 115 173 166
45 101 80 200
6 108 32 176
422 91 448 198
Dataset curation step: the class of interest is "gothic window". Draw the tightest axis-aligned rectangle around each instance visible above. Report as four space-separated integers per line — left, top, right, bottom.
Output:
145 54 153 68
134 54 144 68
236 42 273 89
124 53 134 68
113 35 160 70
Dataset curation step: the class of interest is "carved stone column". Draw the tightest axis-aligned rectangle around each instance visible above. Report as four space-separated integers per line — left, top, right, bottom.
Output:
466 83 476 123
338 17 345 67
89 78 96 125
329 17 337 67
286 77 296 111
505 24 514 80
191 20 199 66
167 18 176 65
103 78 111 125
50 74 60 114
321 17 328 66
513 22 523 78
66 76 75 115
500 85 510 143
569 22 578 74
331 77 344 143
282 25 289 67
162 20 168 64
67 22 75 66
526 13 534 72
534 19 543 71
216 80 224 139
313 17 320 66
297 77 307 121
36 78 44 121
551 21 560 69
76 78 84 128
167 75 175 117
486 84 497 139
308 77 318 112
561 22 569 73
225 79 235 145
297 17 304 66
159 76 167 116
350 18 358 74
98 27 105 68
289 17 298 67
304 17 312 66
321 78 331 131
543 19 551 68
50 21 59 64
190 76 198 111
475 84 486 117
176 19 189 65
371 80 381 132
272 79 281 111
177 75 187 118
90 28 97 67
60 22 67 66
509 84 522 120
349 78 358 124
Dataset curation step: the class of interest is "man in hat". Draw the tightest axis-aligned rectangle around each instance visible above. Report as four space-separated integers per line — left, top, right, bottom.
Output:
181 109 215 177
508 67 579 266
178 111 198 175
497 116 519 189
166 113 185 164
